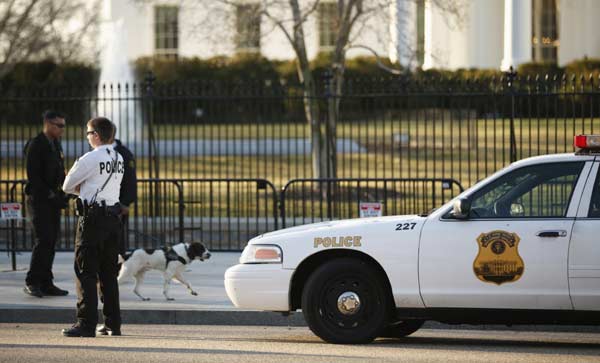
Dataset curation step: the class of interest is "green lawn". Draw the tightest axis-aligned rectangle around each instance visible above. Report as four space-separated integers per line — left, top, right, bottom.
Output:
3 117 599 141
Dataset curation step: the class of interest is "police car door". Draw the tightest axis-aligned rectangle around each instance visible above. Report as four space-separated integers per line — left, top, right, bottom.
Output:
419 160 593 310
570 160 600 310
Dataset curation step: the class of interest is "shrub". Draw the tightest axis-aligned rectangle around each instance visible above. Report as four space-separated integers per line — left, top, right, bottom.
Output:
0 60 98 125
563 58 600 79
517 62 563 79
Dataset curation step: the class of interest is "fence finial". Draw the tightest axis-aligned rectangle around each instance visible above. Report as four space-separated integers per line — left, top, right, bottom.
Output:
144 71 156 96
322 68 334 97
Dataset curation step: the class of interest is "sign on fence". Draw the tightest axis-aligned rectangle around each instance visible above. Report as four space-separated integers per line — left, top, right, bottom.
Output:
359 202 382 218
1 203 22 220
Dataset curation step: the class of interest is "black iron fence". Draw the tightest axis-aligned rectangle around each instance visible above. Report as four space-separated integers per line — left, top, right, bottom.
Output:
1 71 600 188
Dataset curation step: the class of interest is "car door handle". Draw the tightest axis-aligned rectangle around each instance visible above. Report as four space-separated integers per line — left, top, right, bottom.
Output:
536 230 567 238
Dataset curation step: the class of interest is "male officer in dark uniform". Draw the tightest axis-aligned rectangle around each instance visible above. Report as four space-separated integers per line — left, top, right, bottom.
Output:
113 137 137 255
23 110 69 298
61 117 124 337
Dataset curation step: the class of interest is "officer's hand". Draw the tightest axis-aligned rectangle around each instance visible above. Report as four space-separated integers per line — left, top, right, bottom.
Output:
59 194 70 209
120 205 130 216
49 191 69 209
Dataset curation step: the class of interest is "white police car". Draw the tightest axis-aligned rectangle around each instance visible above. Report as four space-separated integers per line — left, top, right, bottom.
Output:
225 135 600 344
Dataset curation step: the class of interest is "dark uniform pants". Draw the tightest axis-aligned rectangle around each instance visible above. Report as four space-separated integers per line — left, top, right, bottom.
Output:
119 215 129 257
74 212 122 330
26 198 61 288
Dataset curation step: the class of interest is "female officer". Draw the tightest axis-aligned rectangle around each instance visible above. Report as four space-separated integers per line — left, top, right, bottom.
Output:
61 117 124 337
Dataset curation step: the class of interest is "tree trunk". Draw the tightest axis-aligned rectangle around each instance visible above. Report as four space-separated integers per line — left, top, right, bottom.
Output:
301 69 324 180
325 70 339 180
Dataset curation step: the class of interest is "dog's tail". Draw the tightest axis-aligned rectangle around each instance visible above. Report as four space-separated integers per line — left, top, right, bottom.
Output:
118 251 133 265
117 252 132 279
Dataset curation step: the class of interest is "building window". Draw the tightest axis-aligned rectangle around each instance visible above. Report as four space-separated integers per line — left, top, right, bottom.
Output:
235 4 261 52
318 2 338 49
155 6 179 60
416 0 425 66
532 0 559 63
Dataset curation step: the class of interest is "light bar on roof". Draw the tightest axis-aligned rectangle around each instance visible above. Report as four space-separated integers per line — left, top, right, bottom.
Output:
574 135 600 149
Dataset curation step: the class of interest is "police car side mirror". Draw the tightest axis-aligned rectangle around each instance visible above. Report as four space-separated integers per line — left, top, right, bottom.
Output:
452 198 471 219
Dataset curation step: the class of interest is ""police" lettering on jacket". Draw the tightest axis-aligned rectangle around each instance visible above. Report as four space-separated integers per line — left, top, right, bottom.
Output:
314 236 362 248
99 160 125 174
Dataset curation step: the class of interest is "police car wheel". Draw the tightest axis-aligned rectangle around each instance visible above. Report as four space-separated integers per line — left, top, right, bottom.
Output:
301 258 390 344
380 319 424 338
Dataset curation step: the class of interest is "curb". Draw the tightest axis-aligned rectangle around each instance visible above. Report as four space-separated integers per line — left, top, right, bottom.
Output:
2 309 600 333
0 309 306 326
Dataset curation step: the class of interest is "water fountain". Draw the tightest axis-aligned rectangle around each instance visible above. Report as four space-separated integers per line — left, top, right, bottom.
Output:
98 0 140 148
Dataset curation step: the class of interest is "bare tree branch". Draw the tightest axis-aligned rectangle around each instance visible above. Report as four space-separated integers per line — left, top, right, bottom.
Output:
155 0 465 178
0 0 100 78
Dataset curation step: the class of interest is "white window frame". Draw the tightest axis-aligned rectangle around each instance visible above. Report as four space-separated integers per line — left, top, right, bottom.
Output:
235 3 261 53
154 5 179 60
318 2 338 51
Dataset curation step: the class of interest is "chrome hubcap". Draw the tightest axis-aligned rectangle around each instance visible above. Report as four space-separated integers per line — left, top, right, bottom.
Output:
337 291 361 315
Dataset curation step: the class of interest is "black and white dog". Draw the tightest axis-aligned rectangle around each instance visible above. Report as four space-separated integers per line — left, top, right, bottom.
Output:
117 242 211 301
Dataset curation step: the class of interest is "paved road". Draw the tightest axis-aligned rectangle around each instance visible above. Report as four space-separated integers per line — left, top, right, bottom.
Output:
1 324 600 363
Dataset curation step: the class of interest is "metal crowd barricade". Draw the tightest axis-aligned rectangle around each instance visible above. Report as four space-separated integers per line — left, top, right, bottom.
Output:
1 178 280 259
130 178 279 251
2 177 464 261
0 180 27 270
280 178 465 228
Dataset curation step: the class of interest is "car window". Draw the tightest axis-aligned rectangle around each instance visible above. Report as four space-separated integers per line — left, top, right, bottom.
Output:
467 162 584 219
589 167 600 218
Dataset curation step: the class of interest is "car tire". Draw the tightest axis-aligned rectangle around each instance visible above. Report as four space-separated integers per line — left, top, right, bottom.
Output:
380 319 424 338
301 258 390 344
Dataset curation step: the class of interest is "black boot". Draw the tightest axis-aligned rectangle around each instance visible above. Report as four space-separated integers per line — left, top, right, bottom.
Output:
41 284 69 296
23 285 43 298
62 324 95 337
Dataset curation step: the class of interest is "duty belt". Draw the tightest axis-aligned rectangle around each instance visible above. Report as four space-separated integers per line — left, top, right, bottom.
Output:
76 200 121 217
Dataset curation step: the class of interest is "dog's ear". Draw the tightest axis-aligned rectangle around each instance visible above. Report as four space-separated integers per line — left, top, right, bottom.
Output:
194 242 206 256
187 244 197 260
188 242 206 260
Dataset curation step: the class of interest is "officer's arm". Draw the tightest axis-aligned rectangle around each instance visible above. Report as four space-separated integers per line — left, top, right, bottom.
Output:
62 156 94 195
26 139 51 199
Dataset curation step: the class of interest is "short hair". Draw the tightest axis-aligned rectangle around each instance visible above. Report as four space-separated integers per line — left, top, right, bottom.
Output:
42 110 65 121
87 117 115 143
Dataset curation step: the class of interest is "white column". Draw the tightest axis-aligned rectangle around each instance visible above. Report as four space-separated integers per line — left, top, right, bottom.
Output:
501 0 532 71
422 0 434 70
389 0 417 69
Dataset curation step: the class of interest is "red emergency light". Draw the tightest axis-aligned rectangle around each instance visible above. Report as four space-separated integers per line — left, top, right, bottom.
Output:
574 135 600 150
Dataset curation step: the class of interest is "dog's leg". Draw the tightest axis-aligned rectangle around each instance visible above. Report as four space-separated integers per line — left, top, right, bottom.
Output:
163 275 174 301
133 271 150 301
174 272 197 296
117 264 132 283
162 267 176 301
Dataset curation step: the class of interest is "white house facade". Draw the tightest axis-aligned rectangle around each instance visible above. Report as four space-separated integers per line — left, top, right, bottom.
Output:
102 0 600 71
424 0 600 70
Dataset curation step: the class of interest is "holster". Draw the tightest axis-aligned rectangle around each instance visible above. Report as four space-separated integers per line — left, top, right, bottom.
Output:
75 199 88 217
